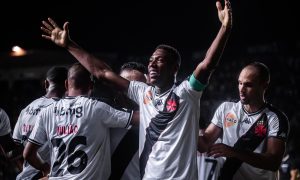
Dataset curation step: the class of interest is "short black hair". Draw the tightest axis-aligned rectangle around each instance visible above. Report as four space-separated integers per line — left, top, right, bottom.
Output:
68 63 92 89
120 61 147 74
46 66 68 84
155 44 181 67
247 62 270 83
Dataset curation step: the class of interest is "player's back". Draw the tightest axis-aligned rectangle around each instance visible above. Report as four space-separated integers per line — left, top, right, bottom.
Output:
13 96 57 180
30 95 132 180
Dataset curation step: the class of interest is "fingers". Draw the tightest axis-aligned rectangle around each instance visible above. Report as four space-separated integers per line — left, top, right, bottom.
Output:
225 0 231 10
216 1 222 11
63 22 69 31
41 35 51 40
48 17 59 28
42 20 53 31
41 27 51 35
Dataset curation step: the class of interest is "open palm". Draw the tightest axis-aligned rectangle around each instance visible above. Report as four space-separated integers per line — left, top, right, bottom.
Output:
41 18 70 48
217 0 232 28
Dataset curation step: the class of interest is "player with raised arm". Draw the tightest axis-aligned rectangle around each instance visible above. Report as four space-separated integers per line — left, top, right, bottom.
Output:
40 1 232 179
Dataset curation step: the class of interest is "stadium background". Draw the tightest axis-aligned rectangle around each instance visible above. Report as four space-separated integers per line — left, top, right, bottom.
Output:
0 0 299 179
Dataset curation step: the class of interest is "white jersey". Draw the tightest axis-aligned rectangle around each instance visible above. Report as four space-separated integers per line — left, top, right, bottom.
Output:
128 80 203 179
29 96 132 180
197 138 223 180
110 126 140 180
211 101 289 180
0 108 11 136
13 96 56 180
197 152 223 180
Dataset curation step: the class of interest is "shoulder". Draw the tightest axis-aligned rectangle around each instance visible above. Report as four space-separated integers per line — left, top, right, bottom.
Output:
266 103 289 126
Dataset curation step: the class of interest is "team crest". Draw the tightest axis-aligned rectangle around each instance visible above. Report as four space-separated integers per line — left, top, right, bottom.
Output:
166 99 177 112
224 113 238 127
254 118 267 137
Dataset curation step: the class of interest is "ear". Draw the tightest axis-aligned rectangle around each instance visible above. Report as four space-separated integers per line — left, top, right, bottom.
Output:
172 64 179 75
44 80 49 90
65 80 69 92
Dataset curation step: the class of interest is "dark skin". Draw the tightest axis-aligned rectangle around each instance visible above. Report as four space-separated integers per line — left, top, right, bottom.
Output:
40 0 232 95
198 65 286 171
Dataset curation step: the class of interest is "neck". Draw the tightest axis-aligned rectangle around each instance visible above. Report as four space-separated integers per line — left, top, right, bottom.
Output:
155 81 174 95
243 100 266 113
45 89 64 98
68 88 89 97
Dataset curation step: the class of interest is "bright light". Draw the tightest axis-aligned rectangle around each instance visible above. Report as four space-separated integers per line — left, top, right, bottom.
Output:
11 45 27 57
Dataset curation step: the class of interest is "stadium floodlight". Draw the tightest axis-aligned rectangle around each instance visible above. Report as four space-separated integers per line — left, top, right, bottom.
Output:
10 45 27 57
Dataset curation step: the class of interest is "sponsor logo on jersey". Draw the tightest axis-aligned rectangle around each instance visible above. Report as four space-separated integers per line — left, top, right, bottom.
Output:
26 107 41 115
224 113 238 127
143 90 153 104
54 106 83 118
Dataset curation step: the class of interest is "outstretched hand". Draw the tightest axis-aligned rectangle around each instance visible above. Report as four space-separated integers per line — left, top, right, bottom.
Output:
216 0 232 29
41 18 70 48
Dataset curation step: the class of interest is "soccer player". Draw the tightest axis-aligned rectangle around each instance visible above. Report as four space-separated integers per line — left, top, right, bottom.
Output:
23 63 139 179
110 62 147 180
40 0 232 178
13 66 68 179
0 107 15 154
198 62 290 180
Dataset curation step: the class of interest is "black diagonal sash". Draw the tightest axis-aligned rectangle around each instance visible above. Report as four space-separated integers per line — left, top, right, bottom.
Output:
140 90 179 178
219 113 268 180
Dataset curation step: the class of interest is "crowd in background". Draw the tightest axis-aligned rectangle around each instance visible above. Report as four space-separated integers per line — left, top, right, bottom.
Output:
0 41 299 179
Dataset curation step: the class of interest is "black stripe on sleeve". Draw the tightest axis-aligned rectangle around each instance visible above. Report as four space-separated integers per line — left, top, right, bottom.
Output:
28 138 43 146
124 110 133 129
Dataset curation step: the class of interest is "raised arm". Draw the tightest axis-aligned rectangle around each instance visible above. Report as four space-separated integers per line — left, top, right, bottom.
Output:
194 0 232 84
41 18 130 92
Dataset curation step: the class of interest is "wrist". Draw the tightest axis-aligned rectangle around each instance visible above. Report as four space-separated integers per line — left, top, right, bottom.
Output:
41 162 50 176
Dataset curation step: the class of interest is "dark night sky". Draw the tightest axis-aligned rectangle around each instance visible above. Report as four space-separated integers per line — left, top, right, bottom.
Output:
0 0 298 55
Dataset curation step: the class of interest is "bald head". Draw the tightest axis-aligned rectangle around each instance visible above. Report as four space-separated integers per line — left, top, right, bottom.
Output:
67 63 93 94
242 62 270 84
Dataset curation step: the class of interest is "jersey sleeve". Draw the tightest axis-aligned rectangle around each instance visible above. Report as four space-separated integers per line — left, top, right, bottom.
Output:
268 113 289 141
96 102 133 128
127 81 148 104
28 113 47 147
211 103 226 129
0 108 11 136
178 80 204 100
12 110 24 144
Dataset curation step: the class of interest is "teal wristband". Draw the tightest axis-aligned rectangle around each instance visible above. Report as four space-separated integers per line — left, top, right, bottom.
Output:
189 74 206 91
